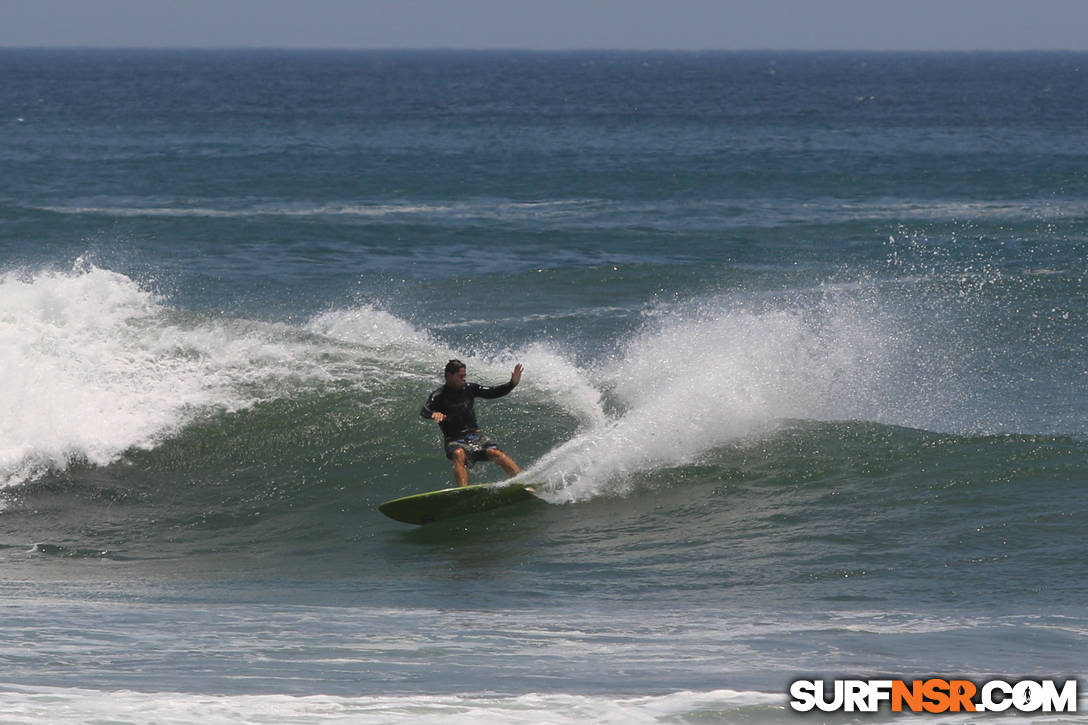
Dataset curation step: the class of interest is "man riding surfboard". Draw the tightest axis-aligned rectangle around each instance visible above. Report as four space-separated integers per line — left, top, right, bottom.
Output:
420 359 523 487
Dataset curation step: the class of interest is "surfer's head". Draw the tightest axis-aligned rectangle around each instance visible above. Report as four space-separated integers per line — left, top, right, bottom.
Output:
444 359 467 389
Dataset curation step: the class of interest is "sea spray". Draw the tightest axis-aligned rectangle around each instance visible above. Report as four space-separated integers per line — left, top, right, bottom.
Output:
0 261 200 487
525 277 979 502
0 265 441 488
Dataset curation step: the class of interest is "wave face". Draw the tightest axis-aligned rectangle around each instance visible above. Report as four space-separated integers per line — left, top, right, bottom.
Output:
2 259 1084 603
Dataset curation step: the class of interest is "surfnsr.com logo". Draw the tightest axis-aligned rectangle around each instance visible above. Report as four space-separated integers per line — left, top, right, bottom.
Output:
788 678 1079 713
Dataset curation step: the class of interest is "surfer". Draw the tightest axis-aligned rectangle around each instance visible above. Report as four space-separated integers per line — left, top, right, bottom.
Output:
421 359 523 487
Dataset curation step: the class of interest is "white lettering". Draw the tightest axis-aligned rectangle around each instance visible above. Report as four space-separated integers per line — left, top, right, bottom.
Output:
981 680 1012 712
1014 680 1044 712
789 677 1078 714
1042 680 1078 713
789 680 817 712
844 680 868 712
868 679 893 710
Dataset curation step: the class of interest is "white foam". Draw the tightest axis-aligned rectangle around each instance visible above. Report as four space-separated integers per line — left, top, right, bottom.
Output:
526 288 908 501
307 305 438 356
491 343 608 429
0 261 201 486
0 686 786 725
0 263 444 490
6 684 1073 725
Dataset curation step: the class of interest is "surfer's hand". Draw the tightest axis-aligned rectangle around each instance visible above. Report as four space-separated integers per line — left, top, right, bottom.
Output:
511 363 523 385
431 412 446 423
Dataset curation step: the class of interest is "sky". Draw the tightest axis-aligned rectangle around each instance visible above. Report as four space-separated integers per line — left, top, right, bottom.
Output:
2 0 1087 51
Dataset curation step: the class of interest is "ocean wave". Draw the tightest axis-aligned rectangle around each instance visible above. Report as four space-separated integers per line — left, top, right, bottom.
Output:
3 255 1083 512
0 686 788 725
523 283 954 501
0 262 442 489
29 198 604 222
30 196 1088 231
3 674 1085 724
0 260 608 493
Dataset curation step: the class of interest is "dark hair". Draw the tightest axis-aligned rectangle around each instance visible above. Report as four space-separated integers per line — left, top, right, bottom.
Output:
444 359 466 376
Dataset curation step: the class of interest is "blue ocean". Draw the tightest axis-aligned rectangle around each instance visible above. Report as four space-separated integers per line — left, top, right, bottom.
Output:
1 49 1086 723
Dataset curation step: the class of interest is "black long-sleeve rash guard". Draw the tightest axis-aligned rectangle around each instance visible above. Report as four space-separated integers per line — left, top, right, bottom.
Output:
420 380 517 441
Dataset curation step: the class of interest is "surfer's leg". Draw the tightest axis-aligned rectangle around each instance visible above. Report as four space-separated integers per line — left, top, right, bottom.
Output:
451 447 469 487
486 448 520 478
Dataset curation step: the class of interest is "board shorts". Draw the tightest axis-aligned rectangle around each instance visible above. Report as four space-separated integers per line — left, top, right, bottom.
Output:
444 432 499 468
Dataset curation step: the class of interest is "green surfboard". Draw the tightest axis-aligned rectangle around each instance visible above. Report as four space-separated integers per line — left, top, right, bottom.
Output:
378 482 539 525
